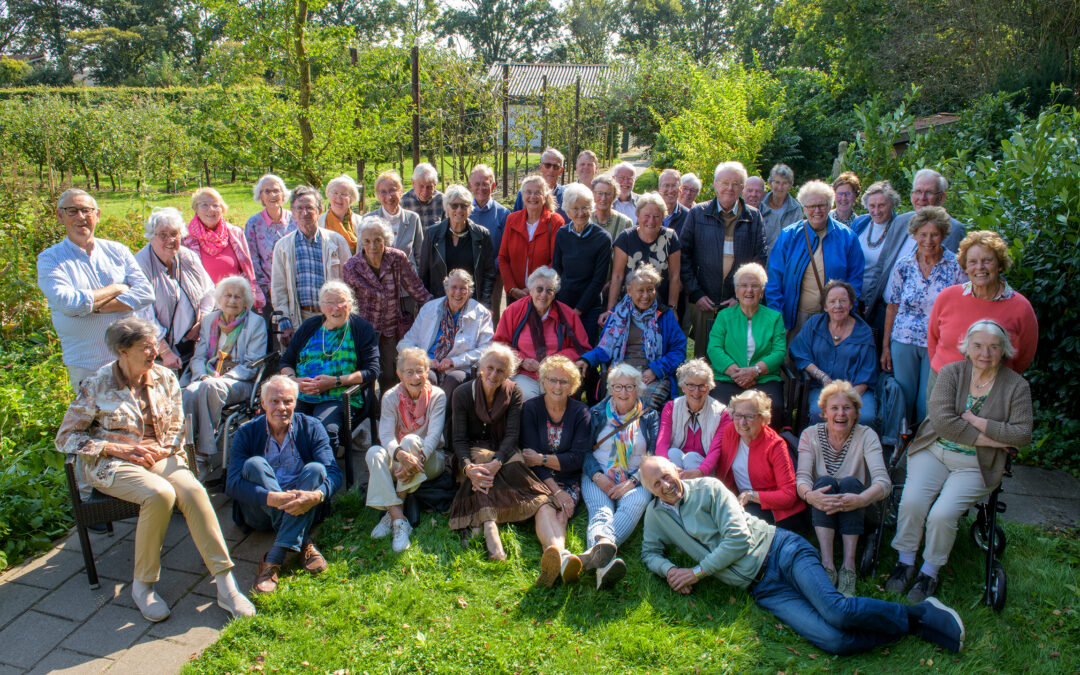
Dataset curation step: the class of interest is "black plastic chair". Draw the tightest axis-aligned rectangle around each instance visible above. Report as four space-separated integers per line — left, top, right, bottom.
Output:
340 380 379 489
65 455 140 589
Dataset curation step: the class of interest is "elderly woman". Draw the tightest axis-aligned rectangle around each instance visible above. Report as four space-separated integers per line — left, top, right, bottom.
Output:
656 359 729 477
493 266 590 400
579 264 685 411
317 174 362 254
448 344 554 561
499 175 565 303
591 174 634 243
520 355 592 586
717 390 804 529
280 281 380 450
135 207 215 371
881 206 965 425
679 173 702 210
850 180 902 330
796 381 890 597
759 163 804 249
398 269 494 404
363 169 424 270
830 172 861 226
581 364 659 588
366 347 447 552
608 192 682 313
343 217 434 391
183 187 264 310
182 276 268 478
552 182 613 345
791 280 878 425
55 317 254 621
765 180 864 334
418 183 495 306
707 263 786 422
888 320 1032 603
245 174 296 310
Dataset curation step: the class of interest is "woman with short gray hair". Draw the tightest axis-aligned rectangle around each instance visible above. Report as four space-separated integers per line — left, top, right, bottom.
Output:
553 182 612 344
608 191 682 314
319 174 362 254
656 358 728 476
418 182 496 307
246 174 297 308
850 179 903 331
364 169 424 270
760 163 804 248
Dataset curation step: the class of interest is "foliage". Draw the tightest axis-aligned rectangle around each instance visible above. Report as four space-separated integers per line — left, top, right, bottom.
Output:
839 86 919 192
436 0 562 65
903 91 1028 173
0 56 30 86
602 44 698 147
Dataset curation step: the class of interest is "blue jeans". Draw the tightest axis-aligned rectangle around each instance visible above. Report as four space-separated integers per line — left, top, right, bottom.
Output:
750 529 911 655
809 476 865 535
237 456 327 552
890 341 930 427
808 388 876 426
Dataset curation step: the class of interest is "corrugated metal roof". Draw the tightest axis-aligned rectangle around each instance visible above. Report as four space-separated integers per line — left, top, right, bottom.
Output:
486 62 625 99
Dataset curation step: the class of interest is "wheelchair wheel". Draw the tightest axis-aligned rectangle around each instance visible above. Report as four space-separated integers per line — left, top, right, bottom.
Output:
859 540 879 578
988 560 1007 611
970 515 1006 556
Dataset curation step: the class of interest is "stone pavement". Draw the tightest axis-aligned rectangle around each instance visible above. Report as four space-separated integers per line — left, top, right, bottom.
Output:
999 464 1080 529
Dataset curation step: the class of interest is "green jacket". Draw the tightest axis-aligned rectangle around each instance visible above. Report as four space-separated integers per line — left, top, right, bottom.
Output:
641 477 775 589
707 304 786 384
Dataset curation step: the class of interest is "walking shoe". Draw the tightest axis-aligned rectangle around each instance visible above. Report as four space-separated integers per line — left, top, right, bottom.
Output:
596 557 626 590
837 568 857 598
913 596 965 652
301 541 329 574
824 566 838 586
252 555 281 595
560 553 582 584
131 582 170 622
371 512 393 538
906 573 938 604
391 518 413 553
537 546 562 588
885 562 915 593
217 590 257 618
578 542 617 571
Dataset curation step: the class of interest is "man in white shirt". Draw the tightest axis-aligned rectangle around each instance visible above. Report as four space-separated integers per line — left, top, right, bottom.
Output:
611 161 640 224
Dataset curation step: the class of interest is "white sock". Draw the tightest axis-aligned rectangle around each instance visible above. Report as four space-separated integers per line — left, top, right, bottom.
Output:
131 579 169 621
898 551 917 566
919 562 940 579
559 548 572 561
216 571 240 596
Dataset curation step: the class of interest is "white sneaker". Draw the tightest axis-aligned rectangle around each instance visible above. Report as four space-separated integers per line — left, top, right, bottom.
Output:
371 512 393 538
391 518 413 552
217 590 257 618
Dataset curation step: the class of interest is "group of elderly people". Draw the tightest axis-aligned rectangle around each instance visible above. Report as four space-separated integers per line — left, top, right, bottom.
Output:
42 146 1038 656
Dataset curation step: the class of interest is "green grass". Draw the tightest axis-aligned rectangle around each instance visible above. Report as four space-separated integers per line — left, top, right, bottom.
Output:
186 490 1079 674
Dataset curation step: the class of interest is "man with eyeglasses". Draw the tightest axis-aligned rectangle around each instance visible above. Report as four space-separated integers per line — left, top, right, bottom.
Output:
38 189 155 390
610 161 640 225
679 162 767 358
888 168 967 266
512 147 568 221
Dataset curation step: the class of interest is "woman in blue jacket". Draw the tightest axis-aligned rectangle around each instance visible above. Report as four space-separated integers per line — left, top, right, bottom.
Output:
765 181 865 335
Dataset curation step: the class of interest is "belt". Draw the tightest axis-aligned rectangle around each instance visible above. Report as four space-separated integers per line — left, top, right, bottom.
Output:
300 305 320 313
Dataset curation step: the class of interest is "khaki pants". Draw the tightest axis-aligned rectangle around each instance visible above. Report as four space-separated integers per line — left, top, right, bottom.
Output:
97 453 233 582
365 435 446 509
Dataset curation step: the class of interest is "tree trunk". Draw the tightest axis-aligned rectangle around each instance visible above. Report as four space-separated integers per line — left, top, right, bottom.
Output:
109 173 116 191
294 0 319 187
204 158 211 185
93 169 99 191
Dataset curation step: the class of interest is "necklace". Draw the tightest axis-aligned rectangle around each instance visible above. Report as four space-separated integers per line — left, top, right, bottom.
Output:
866 216 892 249
971 370 996 392
321 322 349 357
829 317 851 343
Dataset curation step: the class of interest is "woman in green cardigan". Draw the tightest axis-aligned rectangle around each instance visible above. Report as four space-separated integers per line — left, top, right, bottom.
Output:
706 263 786 426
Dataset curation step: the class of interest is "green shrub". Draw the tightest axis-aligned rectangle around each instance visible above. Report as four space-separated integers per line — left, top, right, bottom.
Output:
632 168 658 192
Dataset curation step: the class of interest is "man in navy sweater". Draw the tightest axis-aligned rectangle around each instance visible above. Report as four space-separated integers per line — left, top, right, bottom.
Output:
226 375 343 594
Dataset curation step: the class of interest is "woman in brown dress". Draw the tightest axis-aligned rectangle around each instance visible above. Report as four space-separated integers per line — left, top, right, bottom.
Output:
448 343 554 560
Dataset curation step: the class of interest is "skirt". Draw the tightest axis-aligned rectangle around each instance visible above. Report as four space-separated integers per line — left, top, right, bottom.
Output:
447 447 553 530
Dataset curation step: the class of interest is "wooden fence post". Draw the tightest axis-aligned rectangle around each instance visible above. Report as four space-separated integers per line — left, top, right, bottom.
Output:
502 62 510 199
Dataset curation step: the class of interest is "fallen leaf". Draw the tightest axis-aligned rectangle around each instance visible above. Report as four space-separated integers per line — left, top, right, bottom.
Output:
1052 609 1062 615
786 647 801 656
301 662 310 667
333 545 344 551
807 654 817 660
456 597 469 609
927 659 934 666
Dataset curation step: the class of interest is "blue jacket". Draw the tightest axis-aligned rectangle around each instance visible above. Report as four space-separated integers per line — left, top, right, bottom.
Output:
582 400 660 481
664 201 690 238
765 217 865 330
789 312 878 391
579 305 687 397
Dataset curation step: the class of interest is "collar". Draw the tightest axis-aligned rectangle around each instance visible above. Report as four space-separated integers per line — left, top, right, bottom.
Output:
381 206 401 220
265 415 296 445
296 227 321 244
63 236 97 258
962 279 1015 301
715 199 740 216
569 221 594 238
472 198 492 213
113 361 156 389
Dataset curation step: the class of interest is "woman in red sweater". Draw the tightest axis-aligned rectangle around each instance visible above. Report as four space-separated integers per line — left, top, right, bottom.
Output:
498 175 565 303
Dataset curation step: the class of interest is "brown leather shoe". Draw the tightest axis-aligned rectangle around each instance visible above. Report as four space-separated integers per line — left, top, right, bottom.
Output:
252 555 281 594
301 541 328 575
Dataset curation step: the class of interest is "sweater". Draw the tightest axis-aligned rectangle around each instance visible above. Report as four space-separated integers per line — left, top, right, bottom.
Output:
362 207 425 271
580 305 686 395
493 297 591 380
758 193 803 250
450 379 524 464
342 247 433 339
519 397 591 482
706 304 786 384
926 284 1038 374
377 384 447 461
470 198 511 269
716 423 805 522
795 423 891 498
497 208 565 294
552 223 612 315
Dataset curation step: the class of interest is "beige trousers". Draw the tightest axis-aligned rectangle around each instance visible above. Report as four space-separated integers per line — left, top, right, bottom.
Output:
97 453 234 582
365 434 446 509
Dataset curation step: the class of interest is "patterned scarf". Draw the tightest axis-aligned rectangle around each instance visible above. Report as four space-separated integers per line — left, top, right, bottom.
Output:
325 208 358 250
207 312 245 375
604 399 643 483
596 293 663 363
431 299 462 363
396 381 432 442
187 216 231 256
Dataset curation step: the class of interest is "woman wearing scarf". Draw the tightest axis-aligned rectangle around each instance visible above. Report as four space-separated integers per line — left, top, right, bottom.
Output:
182 276 268 479
448 344 554 561
318 174 363 255
365 347 448 553
655 358 731 475
493 266 591 401
578 264 685 410
581 363 660 589
183 187 265 310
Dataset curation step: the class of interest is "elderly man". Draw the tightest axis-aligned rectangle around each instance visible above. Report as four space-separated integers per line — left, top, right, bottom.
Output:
610 161 640 224
679 173 702 210
575 149 599 187
742 176 766 210
513 147 568 216
679 161 768 358
38 189 155 390
638 456 967 656
759 164 804 250
401 163 445 230
270 185 351 344
226 375 343 594
468 164 511 268
657 168 689 237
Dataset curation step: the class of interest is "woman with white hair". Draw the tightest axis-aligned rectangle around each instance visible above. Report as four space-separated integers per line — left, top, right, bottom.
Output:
318 173 362 254
182 275 268 478
363 169 424 270
656 358 730 476
850 179 903 328
499 175 565 304
607 192 682 314
764 180 864 334
552 182 613 344
678 173 702 210
135 207 215 371
887 319 1032 603
245 173 296 307
418 183 496 306
183 187 265 310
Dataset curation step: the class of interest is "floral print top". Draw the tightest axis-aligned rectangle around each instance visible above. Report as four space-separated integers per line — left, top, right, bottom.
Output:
884 249 965 347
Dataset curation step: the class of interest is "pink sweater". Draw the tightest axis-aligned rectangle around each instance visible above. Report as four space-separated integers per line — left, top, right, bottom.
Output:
927 284 1038 374
655 399 732 476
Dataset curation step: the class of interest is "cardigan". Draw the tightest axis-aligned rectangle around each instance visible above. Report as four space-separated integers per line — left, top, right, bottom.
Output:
716 423 805 522
378 384 447 461
707 303 786 384
451 379 524 464
493 297 591 380
134 244 215 348
582 400 660 481
418 218 496 306
552 223 612 315
656 397 731 476
497 208 565 294
795 423 891 499
909 359 1032 487
397 297 494 371
926 284 1038 374
280 313 381 387
342 247 434 339
362 207 424 271
758 192 803 250
519 396 591 483
270 227 352 330
789 312 878 390
187 309 268 383
580 304 686 394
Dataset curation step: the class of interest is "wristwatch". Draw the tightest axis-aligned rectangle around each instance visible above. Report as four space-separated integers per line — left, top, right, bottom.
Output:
541 454 548 467
692 565 706 580
335 375 342 387
754 364 763 375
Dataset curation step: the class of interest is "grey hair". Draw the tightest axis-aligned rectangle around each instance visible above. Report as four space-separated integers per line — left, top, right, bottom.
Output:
520 175 556 212
540 147 565 166
627 262 662 287
252 174 287 203
797 180 835 207
714 161 748 183
144 207 187 240
261 374 299 400
214 275 255 312
325 174 360 204
478 343 521 378
909 205 952 237
862 180 901 211
469 164 495 184
745 176 765 189
396 346 430 372
733 262 768 288
607 362 644 394
318 280 356 313
104 316 158 356
592 174 618 193
358 216 394 244
576 149 598 164
958 319 1016 360
636 191 668 220
527 265 560 292
912 168 948 193
412 162 438 183
612 161 636 177
729 388 773 424
444 268 475 293
443 183 473 211
290 185 322 208
57 188 98 211
681 173 702 191
676 358 715 391
561 182 595 212
768 163 794 183
658 168 682 184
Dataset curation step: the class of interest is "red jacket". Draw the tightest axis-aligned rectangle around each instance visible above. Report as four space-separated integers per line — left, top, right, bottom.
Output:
498 208 565 293
715 422 805 522
493 296 591 380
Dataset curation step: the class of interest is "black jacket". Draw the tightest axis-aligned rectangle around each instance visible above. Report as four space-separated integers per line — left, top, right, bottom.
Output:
419 218 496 307
680 197 768 304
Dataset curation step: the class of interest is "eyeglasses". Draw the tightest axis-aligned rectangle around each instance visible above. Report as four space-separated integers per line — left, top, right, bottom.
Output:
732 413 760 422
683 382 711 391
544 377 570 387
154 231 181 240
803 203 830 212
736 283 762 291
911 189 943 199
293 206 319 213
61 207 96 217
715 180 744 190
610 383 637 393
447 202 470 210
531 286 556 295
541 162 562 170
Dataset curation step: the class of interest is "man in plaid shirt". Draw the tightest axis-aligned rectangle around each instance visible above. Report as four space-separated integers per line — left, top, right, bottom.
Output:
401 163 444 230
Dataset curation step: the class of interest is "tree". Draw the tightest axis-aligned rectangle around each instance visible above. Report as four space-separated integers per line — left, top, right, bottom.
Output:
436 0 561 65
618 0 686 53
558 0 620 62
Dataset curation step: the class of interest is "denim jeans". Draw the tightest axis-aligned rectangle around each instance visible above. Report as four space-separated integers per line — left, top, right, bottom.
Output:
296 399 358 450
750 529 911 655
237 456 327 552
890 341 930 426
809 475 866 535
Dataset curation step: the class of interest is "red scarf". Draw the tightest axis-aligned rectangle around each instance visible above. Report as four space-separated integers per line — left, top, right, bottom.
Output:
188 216 231 256
396 382 432 441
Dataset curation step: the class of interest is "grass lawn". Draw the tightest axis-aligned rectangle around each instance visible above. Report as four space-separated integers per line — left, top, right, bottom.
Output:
187 490 1079 674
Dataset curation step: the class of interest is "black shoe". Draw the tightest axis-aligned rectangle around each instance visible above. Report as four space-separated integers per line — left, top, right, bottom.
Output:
404 494 421 528
906 573 938 604
912 596 965 652
885 562 915 593
87 522 108 533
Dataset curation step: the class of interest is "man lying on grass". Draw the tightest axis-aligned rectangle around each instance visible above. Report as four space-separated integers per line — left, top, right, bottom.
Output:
637 455 965 655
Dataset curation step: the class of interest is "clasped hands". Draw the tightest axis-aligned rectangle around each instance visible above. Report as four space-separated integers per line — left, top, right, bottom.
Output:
295 374 341 395
393 447 425 482
266 489 323 515
466 459 502 494
666 567 700 594
804 484 864 514
104 442 171 469
591 472 637 500
725 364 759 389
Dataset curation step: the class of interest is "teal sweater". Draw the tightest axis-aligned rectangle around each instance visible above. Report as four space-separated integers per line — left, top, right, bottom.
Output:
706 304 786 384
641 477 775 589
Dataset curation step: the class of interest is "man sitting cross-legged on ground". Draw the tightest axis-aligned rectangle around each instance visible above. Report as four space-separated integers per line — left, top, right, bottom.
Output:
226 375 343 594
637 455 966 656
